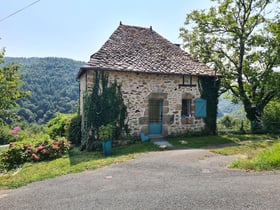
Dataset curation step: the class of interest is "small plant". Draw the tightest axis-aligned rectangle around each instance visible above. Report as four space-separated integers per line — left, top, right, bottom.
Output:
0 126 14 145
99 124 114 141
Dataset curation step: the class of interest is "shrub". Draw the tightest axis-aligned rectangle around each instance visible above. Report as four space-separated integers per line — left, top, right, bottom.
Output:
66 115 81 146
262 100 280 133
0 126 14 145
47 113 73 138
0 137 71 169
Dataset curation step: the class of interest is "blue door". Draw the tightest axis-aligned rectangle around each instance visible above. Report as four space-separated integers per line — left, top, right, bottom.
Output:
149 100 163 135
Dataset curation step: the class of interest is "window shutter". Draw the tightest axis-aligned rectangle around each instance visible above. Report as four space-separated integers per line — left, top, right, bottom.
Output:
194 98 207 118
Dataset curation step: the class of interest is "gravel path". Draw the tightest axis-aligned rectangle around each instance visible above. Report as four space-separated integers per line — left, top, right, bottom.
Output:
1 149 280 210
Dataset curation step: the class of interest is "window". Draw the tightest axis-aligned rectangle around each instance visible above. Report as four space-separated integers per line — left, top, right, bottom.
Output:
182 99 192 117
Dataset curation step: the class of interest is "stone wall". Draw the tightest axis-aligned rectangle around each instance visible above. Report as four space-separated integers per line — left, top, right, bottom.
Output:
79 70 205 136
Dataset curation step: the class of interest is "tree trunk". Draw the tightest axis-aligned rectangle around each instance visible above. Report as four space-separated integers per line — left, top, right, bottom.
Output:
244 104 263 133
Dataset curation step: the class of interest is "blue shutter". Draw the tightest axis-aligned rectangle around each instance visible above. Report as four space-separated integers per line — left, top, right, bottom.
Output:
194 98 207 118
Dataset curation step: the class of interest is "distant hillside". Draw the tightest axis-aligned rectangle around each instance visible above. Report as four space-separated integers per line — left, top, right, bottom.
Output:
5 57 85 124
217 95 245 119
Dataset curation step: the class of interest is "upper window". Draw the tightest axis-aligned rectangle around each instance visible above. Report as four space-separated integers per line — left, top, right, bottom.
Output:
182 99 192 117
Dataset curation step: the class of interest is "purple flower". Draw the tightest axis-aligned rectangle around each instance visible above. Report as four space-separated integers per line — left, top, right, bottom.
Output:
11 126 21 135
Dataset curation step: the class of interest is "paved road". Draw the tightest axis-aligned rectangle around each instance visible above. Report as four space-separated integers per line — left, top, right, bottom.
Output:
1 149 280 210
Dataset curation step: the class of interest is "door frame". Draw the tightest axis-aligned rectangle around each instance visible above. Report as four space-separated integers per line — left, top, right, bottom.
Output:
148 99 163 135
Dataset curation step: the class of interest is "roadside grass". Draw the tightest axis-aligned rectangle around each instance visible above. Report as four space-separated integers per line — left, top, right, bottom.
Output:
210 135 280 171
0 142 159 189
167 133 276 148
169 134 280 171
230 142 280 170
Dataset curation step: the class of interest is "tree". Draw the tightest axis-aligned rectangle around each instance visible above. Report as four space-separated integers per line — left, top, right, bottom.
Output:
180 0 280 132
81 71 127 151
0 49 29 125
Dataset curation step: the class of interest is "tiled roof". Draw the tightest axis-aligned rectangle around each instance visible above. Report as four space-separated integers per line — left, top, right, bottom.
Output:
77 24 216 78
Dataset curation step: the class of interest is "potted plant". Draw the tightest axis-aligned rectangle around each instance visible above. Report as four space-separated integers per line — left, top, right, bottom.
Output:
99 124 114 156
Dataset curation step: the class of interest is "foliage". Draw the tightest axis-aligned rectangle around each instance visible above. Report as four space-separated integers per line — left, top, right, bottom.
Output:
218 115 240 129
4 57 85 124
82 71 127 151
0 50 30 125
46 113 73 138
262 100 280 133
199 76 220 134
0 126 14 145
66 114 81 146
0 135 71 170
180 0 280 132
99 124 115 141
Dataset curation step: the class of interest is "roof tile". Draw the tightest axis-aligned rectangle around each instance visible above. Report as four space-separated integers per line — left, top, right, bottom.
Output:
78 24 216 77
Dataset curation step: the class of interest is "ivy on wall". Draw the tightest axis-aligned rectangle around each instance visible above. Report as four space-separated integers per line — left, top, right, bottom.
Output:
199 76 220 135
81 71 127 151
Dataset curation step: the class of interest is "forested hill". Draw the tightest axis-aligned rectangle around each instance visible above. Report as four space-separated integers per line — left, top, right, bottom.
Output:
5 57 85 124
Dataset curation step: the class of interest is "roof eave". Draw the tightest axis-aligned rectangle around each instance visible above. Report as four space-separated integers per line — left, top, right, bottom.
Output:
76 66 218 79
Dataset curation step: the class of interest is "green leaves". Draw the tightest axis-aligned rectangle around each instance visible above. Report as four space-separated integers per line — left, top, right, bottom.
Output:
0 49 30 125
82 71 127 151
180 0 280 131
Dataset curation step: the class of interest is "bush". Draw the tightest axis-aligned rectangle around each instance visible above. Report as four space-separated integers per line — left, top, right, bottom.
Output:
66 115 81 146
262 100 280 133
0 136 71 169
47 113 73 138
0 126 14 145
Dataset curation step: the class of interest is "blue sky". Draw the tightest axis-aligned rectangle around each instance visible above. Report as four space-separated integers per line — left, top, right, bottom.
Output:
0 0 212 61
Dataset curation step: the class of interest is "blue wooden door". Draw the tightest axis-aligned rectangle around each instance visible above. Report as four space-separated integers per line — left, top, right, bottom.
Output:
149 100 163 135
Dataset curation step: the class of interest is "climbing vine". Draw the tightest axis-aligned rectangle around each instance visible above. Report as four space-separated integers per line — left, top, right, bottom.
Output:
199 76 220 135
81 71 127 151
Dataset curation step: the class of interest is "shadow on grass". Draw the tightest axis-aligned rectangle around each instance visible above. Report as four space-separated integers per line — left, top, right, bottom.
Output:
167 135 240 149
68 141 159 166
167 133 280 149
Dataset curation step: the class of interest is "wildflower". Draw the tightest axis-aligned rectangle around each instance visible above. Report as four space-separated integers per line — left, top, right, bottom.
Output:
11 126 20 134
11 126 21 140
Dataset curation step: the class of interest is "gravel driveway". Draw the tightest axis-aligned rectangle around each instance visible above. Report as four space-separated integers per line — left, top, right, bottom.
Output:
1 149 280 210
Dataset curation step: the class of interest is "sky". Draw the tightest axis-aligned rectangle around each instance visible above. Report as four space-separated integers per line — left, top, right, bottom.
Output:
0 0 212 62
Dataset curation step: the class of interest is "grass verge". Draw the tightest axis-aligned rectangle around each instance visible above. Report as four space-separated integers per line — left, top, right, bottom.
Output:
210 135 280 171
168 133 278 148
169 134 280 171
230 142 280 170
0 142 158 189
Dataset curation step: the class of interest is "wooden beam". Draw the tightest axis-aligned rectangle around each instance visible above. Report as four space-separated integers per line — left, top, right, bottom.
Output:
179 75 196 88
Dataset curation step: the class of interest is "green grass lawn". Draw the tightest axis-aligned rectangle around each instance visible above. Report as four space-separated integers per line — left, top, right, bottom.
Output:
0 142 159 189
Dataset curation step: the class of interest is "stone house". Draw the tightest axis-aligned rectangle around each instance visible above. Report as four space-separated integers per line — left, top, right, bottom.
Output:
77 23 218 137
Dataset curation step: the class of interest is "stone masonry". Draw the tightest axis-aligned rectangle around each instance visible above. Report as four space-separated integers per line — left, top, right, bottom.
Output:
79 70 205 137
